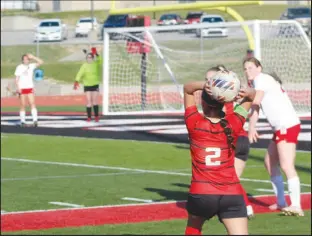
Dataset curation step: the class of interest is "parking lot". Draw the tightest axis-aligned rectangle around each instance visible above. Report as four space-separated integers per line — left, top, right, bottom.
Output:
1 24 251 46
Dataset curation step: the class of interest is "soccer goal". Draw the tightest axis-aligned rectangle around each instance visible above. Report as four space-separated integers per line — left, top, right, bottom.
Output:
102 20 311 116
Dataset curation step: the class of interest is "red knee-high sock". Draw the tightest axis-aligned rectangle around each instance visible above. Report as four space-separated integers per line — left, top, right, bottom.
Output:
242 186 251 206
185 226 202 235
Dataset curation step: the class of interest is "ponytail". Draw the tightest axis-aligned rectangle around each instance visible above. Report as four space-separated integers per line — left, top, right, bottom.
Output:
268 71 282 85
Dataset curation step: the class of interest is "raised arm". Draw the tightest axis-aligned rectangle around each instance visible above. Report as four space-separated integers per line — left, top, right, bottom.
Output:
27 53 43 67
183 81 205 109
238 88 263 143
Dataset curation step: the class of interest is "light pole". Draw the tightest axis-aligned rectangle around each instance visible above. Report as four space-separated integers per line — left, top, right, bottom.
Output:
153 0 156 20
90 0 94 30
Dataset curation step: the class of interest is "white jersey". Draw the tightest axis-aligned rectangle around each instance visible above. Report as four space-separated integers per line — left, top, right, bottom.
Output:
251 73 300 131
14 63 37 89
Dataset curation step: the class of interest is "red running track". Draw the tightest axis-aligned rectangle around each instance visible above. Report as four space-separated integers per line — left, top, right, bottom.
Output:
1 193 310 232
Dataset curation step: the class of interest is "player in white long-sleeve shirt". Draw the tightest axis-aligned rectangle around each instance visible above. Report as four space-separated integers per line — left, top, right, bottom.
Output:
14 53 43 127
243 57 303 217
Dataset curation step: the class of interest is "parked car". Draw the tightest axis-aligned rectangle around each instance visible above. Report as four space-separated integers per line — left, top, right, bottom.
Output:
280 7 311 36
157 14 182 32
184 11 204 24
34 19 68 42
75 17 98 37
157 14 182 26
196 15 228 38
183 11 204 33
100 14 129 40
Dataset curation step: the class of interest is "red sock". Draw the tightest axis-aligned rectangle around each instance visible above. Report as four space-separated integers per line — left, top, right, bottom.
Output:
185 226 202 235
242 186 251 206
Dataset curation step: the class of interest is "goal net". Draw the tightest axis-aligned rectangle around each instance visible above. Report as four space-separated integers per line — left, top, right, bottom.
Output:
102 20 311 116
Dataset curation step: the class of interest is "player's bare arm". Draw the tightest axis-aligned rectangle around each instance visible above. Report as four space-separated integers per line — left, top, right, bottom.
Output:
237 87 257 111
183 81 205 109
246 89 263 143
15 76 21 94
27 53 44 67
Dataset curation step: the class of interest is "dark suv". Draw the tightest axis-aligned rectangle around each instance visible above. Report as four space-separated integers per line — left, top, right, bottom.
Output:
100 14 129 40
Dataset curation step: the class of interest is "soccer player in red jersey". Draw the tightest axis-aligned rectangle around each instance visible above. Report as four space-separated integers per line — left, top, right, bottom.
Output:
223 101 254 218
207 65 254 218
183 71 256 235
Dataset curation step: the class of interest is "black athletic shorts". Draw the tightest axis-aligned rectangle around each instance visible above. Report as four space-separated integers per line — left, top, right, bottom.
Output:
186 194 247 222
235 136 250 161
84 85 99 92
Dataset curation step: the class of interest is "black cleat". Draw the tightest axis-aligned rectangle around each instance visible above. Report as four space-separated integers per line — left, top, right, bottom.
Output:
33 121 38 127
20 122 26 127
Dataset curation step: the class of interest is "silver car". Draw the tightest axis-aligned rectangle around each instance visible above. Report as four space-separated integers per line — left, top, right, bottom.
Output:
196 15 228 38
34 19 68 42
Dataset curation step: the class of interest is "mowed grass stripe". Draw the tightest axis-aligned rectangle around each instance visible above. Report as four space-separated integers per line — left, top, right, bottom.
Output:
2 157 311 187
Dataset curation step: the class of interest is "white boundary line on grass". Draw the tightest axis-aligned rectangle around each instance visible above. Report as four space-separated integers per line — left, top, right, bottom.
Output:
121 197 154 203
49 202 84 208
240 177 311 187
255 188 289 194
2 157 311 188
1 157 190 176
2 192 311 216
1 171 142 181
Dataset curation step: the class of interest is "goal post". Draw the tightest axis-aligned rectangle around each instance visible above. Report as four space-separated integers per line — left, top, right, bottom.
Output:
102 20 311 116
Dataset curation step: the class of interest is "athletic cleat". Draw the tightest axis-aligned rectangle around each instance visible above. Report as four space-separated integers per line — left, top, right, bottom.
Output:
33 121 38 127
269 203 287 211
281 206 304 217
86 118 92 122
94 116 100 122
247 205 255 220
20 122 26 127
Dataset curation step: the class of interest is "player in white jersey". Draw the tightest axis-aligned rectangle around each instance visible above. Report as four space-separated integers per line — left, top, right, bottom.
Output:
243 57 303 217
14 54 43 127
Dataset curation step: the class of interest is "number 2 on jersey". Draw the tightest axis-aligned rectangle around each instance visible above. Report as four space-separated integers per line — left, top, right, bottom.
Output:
205 147 221 166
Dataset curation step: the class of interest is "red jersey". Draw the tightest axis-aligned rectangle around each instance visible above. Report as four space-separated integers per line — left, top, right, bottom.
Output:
224 102 248 137
185 105 246 195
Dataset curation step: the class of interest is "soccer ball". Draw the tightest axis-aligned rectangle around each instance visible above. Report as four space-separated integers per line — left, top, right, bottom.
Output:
209 71 241 103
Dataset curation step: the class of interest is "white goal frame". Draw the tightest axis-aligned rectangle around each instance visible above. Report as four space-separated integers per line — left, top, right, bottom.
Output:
102 20 311 117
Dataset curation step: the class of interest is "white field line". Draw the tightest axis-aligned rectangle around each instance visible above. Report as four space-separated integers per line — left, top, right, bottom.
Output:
1 171 142 182
121 197 154 203
1 157 190 176
2 157 311 188
49 202 84 208
1 210 7 214
255 188 289 194
2 192 311 216
240 177 311 188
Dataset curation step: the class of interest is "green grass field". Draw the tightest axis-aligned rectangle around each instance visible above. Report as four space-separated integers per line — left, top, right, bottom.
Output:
1 133 311 235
